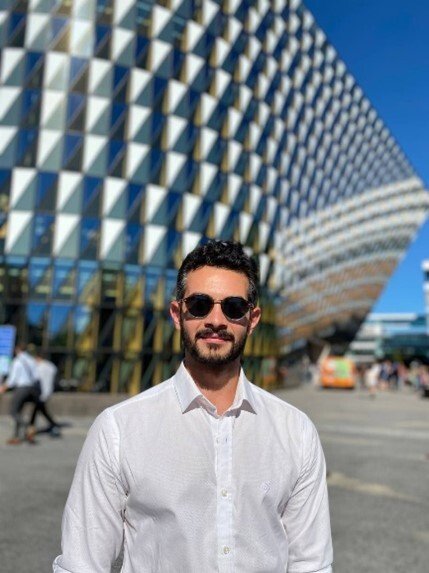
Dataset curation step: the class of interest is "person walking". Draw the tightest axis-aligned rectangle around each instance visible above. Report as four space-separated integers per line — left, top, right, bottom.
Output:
0 343 40 444
365 362 380 398
27 351 61 439
53 240 333 573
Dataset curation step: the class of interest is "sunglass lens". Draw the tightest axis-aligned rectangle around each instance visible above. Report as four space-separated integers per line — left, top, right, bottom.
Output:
222 297 249 320
186 295 213 317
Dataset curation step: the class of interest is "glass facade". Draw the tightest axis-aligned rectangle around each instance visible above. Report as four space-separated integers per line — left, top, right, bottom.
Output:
348 313 429 364
1 0 428 390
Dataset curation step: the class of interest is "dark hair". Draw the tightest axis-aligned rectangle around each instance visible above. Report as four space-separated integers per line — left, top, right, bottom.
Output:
176 240 259 304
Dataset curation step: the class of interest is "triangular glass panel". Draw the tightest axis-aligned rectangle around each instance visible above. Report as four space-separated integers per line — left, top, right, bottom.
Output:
0 169 11 194
108 140 125 175
32 214 54 256
113 65 129 94
9 17 26 48
67 93 86 127
9 12 25 36
83 176 102 217
79 218 100 260
51 16 68 41
172 47 184 80
135 35 149 63
69 56 87 88
17 128 38 167
22 89 42 128
63 135 83 171
36 173 58 212
110 102 127 130
63 133 83 167
51 27 70 52
95 24 110 51
110 115 126 141
25 52 44 89
72 67 89 94
127 184 143 223
96 36 111 60
55 0 72 16
69 108 86 132
125 223 141 265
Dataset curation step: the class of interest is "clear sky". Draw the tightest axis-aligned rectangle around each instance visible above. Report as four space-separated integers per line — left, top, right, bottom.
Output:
304 0 429 314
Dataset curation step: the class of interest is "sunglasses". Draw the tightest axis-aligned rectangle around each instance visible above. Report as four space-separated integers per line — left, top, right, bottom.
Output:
180 294 253 320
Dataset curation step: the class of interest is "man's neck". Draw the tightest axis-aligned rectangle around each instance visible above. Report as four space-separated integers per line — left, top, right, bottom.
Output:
184 356 241 415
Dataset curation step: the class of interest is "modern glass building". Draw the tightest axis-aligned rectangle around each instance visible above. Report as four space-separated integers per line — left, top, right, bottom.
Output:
348 313 429 365
1 0 428 392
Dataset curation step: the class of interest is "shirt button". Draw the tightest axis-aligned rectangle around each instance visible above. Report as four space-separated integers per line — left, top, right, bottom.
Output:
223 546 231 555
221 488 228 498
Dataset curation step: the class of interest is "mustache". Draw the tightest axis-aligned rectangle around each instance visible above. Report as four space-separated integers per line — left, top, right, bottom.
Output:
196 328 235 341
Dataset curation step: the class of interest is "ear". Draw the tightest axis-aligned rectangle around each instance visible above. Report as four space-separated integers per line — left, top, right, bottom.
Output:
247 306 262 336
170 300 181 331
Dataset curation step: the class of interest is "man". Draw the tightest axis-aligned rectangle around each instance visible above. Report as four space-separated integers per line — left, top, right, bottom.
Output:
27 350 61 439
0 343 40 444
54 241 333 572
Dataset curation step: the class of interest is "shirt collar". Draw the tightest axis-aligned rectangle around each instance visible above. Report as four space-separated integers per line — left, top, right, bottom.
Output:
173 361 257 416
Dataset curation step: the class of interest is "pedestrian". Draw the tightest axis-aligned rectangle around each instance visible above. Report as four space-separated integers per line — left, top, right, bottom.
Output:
365 362 380 398
0 343 40 444
53 240 333 573
378 360 391 390
388 361 399 391
26 350 61 440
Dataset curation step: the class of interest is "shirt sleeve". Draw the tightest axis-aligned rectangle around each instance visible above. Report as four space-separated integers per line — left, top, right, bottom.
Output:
282 417 333 573
53 409 127 573
5 359 20 388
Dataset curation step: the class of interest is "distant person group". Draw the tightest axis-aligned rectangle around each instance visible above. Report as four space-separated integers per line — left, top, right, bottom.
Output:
362 359 429 397
0 343 60 444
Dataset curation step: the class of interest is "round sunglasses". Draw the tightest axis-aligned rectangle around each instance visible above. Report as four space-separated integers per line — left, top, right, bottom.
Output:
180 294 253 320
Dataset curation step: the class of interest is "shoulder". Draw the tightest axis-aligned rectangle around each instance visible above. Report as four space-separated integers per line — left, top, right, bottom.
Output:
249 381 311 422
102 376 176 420
247 381 320 449
88 377 177 446
21 352 37 368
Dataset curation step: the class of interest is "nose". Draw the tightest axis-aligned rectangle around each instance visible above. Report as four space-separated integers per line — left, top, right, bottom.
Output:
204 301 228 328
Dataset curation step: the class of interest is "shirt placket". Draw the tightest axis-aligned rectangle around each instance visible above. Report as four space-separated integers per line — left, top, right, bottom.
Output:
213 414 234 573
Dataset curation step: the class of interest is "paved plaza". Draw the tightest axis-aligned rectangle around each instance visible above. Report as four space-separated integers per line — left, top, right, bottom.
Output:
1 384 428 572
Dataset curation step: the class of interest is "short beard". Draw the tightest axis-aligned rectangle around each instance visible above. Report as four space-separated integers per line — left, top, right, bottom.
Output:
180 314 248 367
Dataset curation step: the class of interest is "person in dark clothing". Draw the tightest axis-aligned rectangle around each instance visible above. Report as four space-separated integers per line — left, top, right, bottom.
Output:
27 351 61 439
0 344 40 444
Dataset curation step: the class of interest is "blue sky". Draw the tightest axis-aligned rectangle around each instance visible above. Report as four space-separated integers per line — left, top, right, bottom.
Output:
304 0 429 313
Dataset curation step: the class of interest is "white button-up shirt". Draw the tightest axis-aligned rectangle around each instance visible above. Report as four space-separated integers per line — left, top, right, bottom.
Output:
53 363 333 573
6 352 37 388
36 359 57 401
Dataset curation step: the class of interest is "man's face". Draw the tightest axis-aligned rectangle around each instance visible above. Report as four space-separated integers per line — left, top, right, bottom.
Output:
170 266 261 367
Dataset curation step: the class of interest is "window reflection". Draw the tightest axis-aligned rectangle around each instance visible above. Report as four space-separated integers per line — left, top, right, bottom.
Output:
33 215 54 256
52 262 76 299
77 261 100 303
27 302 47 346
48 304 72 347
28 259 51 298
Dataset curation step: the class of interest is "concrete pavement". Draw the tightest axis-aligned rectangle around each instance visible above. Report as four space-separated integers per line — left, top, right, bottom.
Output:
0 385 428 572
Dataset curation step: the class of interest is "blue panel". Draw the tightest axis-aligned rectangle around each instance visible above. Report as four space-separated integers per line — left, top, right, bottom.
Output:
83 177 102 207
63 134 83 166
70 57 87 85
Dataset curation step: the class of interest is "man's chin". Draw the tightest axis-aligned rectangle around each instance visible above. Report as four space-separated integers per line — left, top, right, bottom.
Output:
189 345 237 367
194 356 235 367
194 348 231 365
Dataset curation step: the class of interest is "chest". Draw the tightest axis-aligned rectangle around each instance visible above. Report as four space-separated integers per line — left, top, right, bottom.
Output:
120 411 299 515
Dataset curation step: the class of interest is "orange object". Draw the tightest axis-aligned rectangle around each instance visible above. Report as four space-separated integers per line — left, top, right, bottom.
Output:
319 356 356 389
